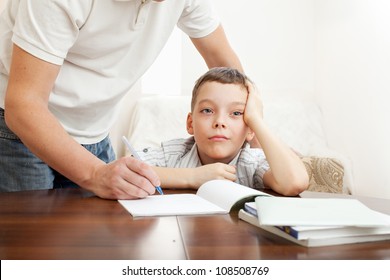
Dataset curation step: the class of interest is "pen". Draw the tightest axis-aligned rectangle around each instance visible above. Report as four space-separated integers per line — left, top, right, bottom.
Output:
121 136 164 195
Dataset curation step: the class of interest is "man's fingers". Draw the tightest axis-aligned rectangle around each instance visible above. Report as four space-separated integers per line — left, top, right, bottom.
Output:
124 156 160 190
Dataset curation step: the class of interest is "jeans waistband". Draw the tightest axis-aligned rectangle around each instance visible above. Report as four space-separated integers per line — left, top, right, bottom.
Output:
0 107 21 140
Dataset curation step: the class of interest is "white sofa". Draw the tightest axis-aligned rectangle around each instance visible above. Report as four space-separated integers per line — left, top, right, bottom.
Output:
124 94 352 194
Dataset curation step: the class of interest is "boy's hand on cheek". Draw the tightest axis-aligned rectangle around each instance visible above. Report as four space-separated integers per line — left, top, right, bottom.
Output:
244 82 264 128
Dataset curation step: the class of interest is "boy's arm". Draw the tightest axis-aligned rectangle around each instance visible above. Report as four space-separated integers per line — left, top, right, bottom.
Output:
152 163 236 189
244 84 309 196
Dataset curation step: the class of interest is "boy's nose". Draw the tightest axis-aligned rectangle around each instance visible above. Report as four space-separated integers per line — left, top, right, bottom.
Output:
213 118 226 129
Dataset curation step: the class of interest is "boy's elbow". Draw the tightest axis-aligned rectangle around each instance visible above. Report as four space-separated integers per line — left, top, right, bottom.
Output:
280 175 310 197
265 169 310 196
286 182 309 196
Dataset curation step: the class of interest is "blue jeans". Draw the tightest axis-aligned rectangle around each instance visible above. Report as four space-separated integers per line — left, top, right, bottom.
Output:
0 108 116 192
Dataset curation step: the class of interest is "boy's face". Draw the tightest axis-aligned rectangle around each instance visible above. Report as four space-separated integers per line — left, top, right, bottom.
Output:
187 81 254 165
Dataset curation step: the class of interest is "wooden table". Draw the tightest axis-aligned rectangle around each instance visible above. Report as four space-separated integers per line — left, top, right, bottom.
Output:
1 188 390 260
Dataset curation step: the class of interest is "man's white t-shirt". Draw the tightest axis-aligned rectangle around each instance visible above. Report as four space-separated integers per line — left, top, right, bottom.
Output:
0 0 219 143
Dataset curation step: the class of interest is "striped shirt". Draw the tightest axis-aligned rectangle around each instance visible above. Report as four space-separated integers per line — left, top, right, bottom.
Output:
138 137 270 189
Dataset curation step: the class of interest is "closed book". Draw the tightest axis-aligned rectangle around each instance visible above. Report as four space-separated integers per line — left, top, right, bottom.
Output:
238 209 390 247
244 201 390 239
248 196 390 227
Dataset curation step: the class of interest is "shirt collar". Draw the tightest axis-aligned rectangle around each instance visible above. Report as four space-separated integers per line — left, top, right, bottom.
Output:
178 142 203 168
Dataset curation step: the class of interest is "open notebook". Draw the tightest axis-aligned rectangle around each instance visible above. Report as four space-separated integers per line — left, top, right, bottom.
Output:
118 180 270 217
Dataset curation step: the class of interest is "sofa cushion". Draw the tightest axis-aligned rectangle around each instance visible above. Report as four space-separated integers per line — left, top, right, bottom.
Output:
301 157 344 193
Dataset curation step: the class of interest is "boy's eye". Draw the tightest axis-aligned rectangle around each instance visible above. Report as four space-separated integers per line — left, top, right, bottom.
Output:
200 108 213 114
232 111 243 116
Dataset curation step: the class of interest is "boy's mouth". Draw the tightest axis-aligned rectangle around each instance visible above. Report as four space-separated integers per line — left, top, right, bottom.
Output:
209 135 229 141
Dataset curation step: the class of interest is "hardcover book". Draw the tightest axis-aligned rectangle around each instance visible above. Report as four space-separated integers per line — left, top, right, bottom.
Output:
246 197 390 227
238 209 390 247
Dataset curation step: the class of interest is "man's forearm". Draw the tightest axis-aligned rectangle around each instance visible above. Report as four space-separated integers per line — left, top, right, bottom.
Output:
5 104 104 191
191 25 244 72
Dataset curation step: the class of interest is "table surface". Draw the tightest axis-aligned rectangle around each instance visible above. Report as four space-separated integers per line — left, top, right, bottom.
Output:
1 188 390 260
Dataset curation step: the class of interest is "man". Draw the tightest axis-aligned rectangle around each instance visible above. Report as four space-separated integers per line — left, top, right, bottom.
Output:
0 0 243 199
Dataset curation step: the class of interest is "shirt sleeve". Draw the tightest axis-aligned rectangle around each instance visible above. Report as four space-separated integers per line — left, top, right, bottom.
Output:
138 138 195 168
177 0 220 38
253 162 270 189
12 0 92 65
138 146 167 167
236 147 270 189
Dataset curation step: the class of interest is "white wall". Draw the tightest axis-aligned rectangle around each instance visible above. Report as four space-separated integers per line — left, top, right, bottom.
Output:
314 0 390 198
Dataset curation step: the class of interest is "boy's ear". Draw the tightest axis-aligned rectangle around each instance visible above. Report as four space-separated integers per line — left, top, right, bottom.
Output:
245 129 255 142
186 113 194 135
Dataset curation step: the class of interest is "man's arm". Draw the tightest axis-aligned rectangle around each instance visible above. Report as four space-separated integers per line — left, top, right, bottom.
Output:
190 24 243 72
5 45 159 199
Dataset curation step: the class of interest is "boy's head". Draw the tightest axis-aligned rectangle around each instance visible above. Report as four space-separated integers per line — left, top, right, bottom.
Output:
190 67 251 112
187 67 255 165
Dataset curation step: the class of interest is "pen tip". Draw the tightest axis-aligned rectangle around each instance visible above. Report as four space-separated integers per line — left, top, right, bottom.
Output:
156 186 164 195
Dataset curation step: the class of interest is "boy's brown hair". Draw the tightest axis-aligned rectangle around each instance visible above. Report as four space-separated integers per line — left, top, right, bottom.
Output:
191 67 251 111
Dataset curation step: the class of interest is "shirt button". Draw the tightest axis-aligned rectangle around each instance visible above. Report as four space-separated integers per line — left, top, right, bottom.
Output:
143 148 149 153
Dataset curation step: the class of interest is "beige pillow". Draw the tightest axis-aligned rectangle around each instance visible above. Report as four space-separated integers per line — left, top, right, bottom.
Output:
301 157 344 193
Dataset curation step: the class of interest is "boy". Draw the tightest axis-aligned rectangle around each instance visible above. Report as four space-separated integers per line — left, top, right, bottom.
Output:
139 67 309 196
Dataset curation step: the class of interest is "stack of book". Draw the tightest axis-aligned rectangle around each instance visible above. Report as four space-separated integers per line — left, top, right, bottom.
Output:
239 196 390 247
